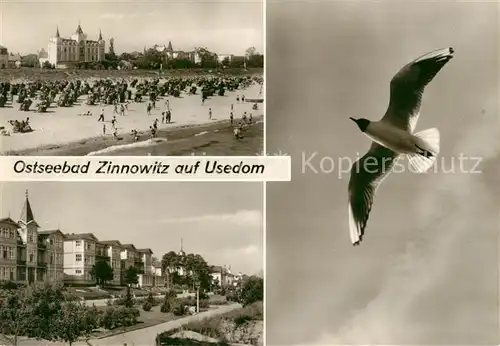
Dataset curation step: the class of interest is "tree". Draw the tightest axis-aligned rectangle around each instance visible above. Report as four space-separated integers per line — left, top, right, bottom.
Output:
239 276 263 306
245 46 256 58
50 300 95 345
109 38 116 57
221 57 230 67
123 286 134 308
0 288 33 346
162 251 180 288
124 266 139 286
194 47 218 69
90 260 113 286
42 60 53 69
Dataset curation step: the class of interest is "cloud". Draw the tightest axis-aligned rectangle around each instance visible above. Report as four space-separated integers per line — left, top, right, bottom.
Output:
159 210 262 227
99 13 144 20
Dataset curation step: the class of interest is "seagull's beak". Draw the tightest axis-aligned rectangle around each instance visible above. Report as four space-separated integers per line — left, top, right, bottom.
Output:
349 117 357 123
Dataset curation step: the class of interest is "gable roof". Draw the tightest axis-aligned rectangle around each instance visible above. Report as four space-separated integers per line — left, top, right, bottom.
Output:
0 217 20 228
137 248 153 254
64 233 98 241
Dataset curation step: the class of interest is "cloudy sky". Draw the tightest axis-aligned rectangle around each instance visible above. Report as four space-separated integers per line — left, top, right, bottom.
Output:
267 1 499 345
0 0 263 55
0 182 263 275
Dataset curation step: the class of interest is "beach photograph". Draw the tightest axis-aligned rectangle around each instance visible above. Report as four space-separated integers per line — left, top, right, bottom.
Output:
0 182 264 345
0 0 264 156
266 1 499 345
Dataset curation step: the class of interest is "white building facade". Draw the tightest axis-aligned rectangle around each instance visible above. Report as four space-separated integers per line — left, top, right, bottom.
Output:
48 24 105 67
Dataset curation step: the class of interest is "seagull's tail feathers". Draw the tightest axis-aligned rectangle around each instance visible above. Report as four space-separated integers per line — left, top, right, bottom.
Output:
407 128 440 173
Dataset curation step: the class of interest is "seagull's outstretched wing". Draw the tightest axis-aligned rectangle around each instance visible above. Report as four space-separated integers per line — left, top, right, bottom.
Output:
348 142 399 245
382 47 454 132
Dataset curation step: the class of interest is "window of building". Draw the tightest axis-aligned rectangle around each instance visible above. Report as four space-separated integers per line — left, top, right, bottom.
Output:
29 254 34 263
28 231 33 242
76 254 82 262
50 254 54 265
9 269 14 281
86 242 91 250
75 240 81 247
75 269 82 275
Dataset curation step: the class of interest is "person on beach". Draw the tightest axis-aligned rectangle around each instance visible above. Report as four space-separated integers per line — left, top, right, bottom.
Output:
249 113 253 123
166 110 171 124
131 129 139 141
113 128 118 138
152 99 156 109
111 116 117 130
153 118 159 130
242 112 247 122
103 124 106 135
147 102 152 115
233 126 243 140
98 109 105 122
230 111 234 125
161 112 166 124
149 126 156 139
231 103 234 111
209 108 212 120
236 95 240 103
242 95 245 103
113 103 118 114
120 104 125 116
125 101 129 111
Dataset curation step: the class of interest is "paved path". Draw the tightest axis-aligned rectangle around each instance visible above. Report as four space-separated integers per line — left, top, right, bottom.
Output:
15 303 242 346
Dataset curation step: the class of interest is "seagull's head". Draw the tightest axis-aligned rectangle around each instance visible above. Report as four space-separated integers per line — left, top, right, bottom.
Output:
349 117 370 133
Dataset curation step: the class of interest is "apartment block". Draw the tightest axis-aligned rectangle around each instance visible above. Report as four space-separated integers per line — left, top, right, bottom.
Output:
63 233 97 285
0 217 19 282
151 258 165 287
137 248 153 287
99 240 123 285
38 230 65 282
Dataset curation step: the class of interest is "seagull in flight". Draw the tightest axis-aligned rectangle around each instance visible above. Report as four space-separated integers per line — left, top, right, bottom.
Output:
348 47 454 246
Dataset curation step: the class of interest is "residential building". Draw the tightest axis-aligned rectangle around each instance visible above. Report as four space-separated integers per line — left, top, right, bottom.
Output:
210 265 235 288
151 258 164 287
63 233 97 285
37 230 64 282
8 53 21 68
17 191 45 283
48 24 105 67
121 244 143 285
0 218 19 282
153 41 201 64
0 45 8 68
137 248 153 287
99 240 123 285
217 54 234 63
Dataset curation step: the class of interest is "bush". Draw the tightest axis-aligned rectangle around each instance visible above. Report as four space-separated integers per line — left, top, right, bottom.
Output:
171 299 186 316
146 291 156 306
142 301 152 312
99 306 140 330
160 299 172 313
239 276 263 306
0 281 19 290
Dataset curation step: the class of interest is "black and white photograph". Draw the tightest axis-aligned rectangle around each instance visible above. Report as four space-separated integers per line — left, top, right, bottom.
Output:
266 1 499 345
0 0 264 156
0 182 264 345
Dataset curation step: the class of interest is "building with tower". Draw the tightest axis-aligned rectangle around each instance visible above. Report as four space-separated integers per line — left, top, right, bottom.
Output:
0 190 64 284
47 23 105 67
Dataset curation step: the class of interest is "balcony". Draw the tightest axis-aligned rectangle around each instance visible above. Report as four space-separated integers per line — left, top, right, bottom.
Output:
37 262 47 268
37 243 47 250
96 253 110 260
17 260 26 266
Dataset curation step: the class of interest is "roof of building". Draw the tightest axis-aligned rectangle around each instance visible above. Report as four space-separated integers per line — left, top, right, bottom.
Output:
18 190 39 228
99 240 122 246
122 243 137 250
136 248 153 254
38 229 64 236
64 232 98 241
0 217 20 228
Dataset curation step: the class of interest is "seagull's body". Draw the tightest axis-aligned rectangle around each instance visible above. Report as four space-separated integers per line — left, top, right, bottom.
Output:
347 47 454 246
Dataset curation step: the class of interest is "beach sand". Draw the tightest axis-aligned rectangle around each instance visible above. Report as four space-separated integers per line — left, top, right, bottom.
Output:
0 80 263 155
10 116 263 156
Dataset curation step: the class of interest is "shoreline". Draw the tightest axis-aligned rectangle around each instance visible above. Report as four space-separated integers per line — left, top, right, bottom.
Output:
6 115 263 156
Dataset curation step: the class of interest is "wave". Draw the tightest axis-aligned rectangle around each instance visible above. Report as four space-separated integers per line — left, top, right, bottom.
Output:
194 131 209 137
86 138 168 156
